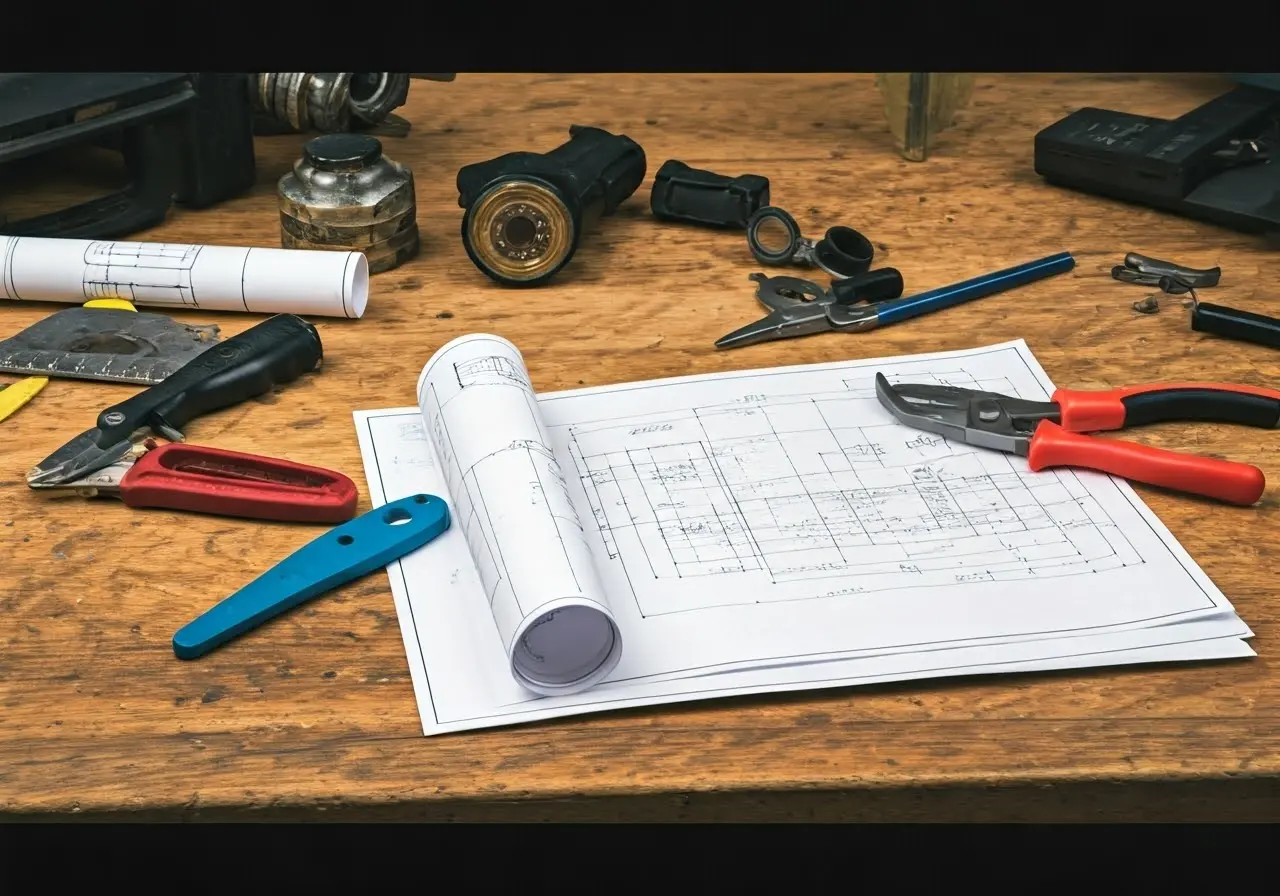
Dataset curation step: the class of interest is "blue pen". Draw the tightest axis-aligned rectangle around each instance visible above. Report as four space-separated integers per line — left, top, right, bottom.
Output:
173 494 451 660
716 251 1076 349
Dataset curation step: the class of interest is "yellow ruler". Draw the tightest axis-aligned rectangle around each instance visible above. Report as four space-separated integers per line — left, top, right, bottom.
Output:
83 298 138 311
0 376 48 423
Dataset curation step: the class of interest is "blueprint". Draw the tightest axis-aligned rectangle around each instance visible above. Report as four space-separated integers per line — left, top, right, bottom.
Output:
355 335 1253 735
416 336 623 696
0 234 369 318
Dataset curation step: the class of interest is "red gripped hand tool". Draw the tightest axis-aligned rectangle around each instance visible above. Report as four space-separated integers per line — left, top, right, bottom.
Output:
875 375 1280 506
26 314 358 523
40 440 359 523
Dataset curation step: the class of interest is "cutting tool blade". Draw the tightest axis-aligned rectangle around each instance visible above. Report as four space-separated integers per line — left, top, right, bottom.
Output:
715 310 832 350
26 427 136 488
874 373 970 442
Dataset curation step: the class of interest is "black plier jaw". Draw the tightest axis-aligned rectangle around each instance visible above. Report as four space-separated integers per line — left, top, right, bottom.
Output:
873 373 1061 456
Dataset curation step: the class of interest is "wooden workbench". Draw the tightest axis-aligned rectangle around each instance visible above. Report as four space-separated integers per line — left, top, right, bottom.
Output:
3 73 1278 822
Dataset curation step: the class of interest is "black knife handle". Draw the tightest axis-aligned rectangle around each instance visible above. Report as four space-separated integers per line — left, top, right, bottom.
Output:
93 314 324 446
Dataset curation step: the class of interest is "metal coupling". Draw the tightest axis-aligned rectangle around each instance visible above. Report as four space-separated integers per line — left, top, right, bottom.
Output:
456 125 647 287
278 133 419 274
250 73 448 133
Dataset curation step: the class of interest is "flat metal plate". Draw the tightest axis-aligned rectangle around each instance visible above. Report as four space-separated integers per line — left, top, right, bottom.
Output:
0 307 220 385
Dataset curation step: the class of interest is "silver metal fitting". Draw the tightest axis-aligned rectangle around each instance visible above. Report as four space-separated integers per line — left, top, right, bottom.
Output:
278 133 420 274
249 73 450 133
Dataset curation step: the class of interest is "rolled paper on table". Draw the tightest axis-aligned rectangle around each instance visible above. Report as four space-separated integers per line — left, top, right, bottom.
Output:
0 235 370 319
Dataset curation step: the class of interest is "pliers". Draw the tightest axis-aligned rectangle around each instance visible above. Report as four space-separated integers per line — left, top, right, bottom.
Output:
36 438 360 523
874 375 1280 506
715 252 1075 350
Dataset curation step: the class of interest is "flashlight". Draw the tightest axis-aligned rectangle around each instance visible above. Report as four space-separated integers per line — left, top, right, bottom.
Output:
456 125 647 287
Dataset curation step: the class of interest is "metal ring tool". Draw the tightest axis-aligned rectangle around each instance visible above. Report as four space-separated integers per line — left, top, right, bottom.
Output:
745 206 874 279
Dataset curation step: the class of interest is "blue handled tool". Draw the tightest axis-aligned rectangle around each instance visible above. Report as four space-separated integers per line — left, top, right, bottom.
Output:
173 494 451 660
715 251 1076 349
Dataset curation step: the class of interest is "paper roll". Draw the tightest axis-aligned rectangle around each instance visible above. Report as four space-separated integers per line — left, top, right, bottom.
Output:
0 235 369 319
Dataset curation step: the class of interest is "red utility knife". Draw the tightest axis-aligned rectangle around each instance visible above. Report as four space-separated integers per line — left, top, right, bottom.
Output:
49 441 360 523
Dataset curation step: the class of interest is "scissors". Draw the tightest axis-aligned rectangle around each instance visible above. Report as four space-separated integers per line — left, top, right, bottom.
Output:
715 251 1076 350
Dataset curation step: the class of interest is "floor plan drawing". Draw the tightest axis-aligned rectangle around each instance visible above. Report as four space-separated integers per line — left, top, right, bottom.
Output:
82 241 201 306
563 366 1142 618
354 336 1249 735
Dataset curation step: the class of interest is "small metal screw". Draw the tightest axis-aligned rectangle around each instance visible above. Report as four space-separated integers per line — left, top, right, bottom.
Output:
102 411 125 426
976 402 1001 422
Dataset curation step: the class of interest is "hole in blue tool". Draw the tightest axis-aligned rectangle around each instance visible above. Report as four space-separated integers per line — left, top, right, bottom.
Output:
337 534 354 545
413 495 427 504
384 507 412 526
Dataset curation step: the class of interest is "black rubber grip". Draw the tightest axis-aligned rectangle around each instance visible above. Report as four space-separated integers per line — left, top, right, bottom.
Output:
831 268 904 306
1122 388 1280 429
649 159 769 229
1191 301 1280 349
93 314 323 446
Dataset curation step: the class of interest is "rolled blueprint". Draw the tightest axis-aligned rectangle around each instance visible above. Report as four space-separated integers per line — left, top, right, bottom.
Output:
417 334 624 696
0 235 369 319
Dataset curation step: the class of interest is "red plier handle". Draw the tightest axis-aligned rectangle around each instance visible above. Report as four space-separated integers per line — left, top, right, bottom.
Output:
119 443 360 523
1027 382 1280 506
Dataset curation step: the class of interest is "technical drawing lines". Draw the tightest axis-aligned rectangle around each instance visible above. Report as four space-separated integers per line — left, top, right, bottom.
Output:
565 385 1145 618
81 241 201 306
841 368 1019 399
0 236 17 300
425 371 591 620
424 381 508 610
454 355 527 390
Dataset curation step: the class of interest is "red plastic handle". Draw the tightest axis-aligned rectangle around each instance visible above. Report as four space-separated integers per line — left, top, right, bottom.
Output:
1026 420 1265 506
118 443 360 523
1053 382 1280 432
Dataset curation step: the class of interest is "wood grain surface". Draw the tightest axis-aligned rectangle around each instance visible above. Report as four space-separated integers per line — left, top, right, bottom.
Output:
3 73 1279 822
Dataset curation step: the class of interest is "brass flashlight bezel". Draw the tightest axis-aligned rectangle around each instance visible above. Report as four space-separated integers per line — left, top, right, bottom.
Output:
465 180 575 284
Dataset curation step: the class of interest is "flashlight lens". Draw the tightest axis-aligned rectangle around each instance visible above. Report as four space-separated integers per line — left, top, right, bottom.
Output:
465 181 575 284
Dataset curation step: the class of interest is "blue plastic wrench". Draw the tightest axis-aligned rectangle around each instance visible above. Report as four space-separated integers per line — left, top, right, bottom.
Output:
173 493 451 660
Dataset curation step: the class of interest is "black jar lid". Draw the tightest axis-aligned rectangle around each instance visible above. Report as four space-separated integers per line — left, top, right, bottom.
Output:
302 133 383 171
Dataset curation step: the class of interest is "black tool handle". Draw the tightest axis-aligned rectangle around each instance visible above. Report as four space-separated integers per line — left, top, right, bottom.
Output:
831 268 904 306
93 314 323 446
1191 301 1280 349
1054 383 1280 431
545 125 648 222
1120 387 1280 429
649 159 770 229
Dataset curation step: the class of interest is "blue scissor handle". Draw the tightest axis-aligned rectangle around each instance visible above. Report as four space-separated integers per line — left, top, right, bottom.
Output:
874 251 1076 326
173 493 451 660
